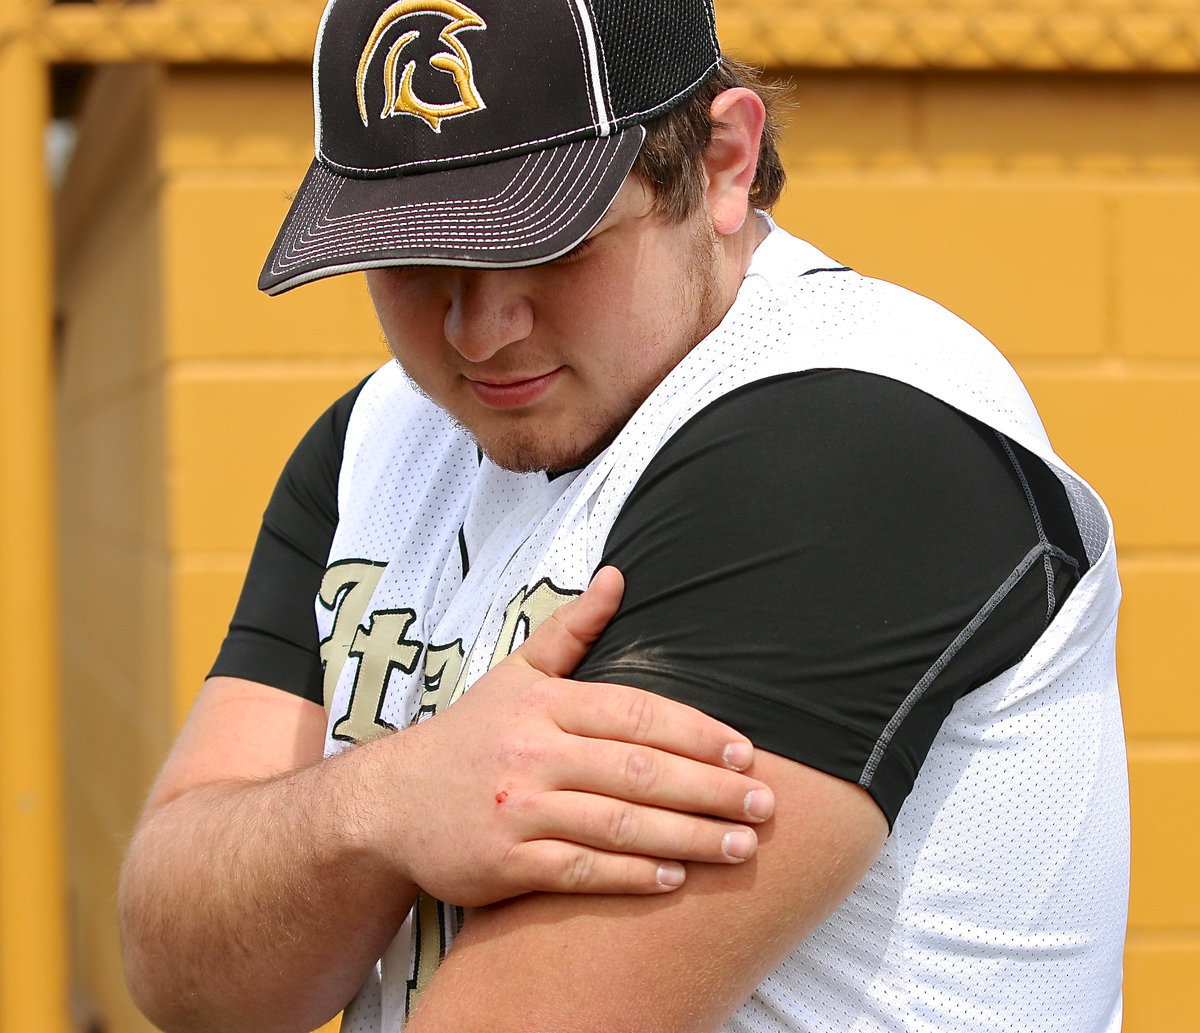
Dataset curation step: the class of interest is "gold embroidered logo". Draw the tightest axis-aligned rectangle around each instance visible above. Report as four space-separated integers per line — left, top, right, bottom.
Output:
355 0 487 132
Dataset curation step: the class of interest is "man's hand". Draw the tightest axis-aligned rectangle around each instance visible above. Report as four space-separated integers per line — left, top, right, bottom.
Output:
364 566 775 906
403 752 887 1033
121 568 773 1033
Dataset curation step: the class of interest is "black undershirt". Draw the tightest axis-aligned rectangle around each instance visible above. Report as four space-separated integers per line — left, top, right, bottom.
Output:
210 369 1088 825
574 371 1087 822
210 377 367 702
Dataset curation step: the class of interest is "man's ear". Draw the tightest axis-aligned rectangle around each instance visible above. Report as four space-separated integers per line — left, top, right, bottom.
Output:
703 88 767 237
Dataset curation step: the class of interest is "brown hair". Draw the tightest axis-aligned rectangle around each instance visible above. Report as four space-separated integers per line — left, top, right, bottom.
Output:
632 57 788 223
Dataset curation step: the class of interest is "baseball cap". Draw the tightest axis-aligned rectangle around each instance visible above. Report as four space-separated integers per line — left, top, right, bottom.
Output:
258 0 721 295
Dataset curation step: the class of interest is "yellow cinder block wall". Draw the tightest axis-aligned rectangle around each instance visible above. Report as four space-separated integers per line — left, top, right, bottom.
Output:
774 69 1200 1030
55 63 382 1033
55 60 1197 1033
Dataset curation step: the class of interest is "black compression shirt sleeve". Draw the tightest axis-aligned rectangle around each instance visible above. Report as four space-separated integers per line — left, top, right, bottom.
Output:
207 379 367 703
573 369 1089 826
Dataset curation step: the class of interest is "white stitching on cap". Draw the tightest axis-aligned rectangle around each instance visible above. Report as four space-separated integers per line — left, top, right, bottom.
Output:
301 135 623 236
272 165 571 268
268 135 624 275
265 233 595 294
297 142 598 240
284 154 549 254
280 146 609 255
706 9 720 54
271 133 632 267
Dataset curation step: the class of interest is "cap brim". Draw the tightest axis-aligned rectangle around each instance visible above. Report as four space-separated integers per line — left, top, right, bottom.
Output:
259 127 646 296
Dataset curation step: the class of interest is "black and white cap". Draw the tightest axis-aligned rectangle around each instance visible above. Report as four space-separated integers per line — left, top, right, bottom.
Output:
259 0 720 295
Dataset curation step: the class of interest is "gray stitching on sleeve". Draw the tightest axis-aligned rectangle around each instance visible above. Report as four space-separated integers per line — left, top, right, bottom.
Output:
858 542 1048 788
1046 543 1081 572
997 433 1056 627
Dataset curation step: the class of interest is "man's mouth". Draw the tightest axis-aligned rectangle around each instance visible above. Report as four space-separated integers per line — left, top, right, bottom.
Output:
467 368 564 409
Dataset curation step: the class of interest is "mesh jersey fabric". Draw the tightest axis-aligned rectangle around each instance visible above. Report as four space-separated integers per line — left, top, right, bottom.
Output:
313 224 1125 1032
211 364 1094 829
210 369 1089 821
575 368 1090 825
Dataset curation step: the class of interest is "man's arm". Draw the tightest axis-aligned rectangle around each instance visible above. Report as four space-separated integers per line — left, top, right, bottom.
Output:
120 679 403 1033
406 750 887 1033
120 570 775 1033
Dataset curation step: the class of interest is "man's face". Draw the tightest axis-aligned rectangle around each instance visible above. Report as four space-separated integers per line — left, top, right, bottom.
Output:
366 179 727 472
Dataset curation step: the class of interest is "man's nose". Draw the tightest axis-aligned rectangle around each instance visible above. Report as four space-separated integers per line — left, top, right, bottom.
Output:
442 270 535 362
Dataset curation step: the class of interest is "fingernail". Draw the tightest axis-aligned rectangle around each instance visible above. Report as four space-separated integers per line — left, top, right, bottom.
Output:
657 862 686 888
744 789 773 821
723 741 752 770
722 828 755 861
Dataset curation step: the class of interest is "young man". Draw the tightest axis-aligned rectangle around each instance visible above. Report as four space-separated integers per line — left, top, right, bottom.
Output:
119 1 1129 1031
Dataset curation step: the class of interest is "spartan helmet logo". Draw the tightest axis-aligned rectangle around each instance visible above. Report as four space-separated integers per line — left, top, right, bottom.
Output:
355 0 487 132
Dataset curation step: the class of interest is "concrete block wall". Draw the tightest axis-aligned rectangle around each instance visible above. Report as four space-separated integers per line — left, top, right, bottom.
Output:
155 66 386 721
771 68 1200 1030
55 64 381 1033
54 58 1197 1033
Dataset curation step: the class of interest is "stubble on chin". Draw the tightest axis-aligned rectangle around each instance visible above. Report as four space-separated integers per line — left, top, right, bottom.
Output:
392 217 727 475
476 406 627 474
389 364 609 473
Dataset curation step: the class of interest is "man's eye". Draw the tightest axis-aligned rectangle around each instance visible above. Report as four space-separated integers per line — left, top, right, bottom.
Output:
550 236 596 266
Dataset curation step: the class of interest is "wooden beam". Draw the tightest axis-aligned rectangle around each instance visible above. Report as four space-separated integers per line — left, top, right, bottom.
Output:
0 0 68 1029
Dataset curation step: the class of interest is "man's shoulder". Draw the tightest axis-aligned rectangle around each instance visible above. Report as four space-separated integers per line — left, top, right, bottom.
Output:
740 223 1050 450
751 224 985 346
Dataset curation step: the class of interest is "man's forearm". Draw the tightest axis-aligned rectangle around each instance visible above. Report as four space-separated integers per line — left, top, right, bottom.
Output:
119 577 774 1032
119 746 415 1033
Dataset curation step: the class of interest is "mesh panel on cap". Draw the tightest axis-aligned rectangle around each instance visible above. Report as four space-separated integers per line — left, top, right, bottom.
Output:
592 0 719 120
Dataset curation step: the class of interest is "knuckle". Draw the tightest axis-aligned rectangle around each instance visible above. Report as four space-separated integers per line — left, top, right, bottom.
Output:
500 839 527 874
621 747 659 796
700 769 746 817
604 803 641 850
687 820 721 859
706 771 740 810
539 607 572 639
518 678 554 710
519 841 595 893
531 677 575 718
560 846 595 891
623 690 656 743
496 734 548 769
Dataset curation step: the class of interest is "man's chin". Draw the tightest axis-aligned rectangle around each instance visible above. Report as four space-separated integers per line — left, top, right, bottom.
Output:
480 439 605 476
477 426 617 475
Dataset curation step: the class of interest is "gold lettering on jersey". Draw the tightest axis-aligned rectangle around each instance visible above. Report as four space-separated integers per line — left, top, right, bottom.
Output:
317 568 581 1013
406 894 463 1015
318 560 388 710
355 0 487 131
418 640 467 719
403 577 578 1019
488 579 580 669
331 609 423 743
414 580 578 726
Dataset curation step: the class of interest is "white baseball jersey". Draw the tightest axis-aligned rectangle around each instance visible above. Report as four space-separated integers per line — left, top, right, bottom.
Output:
318 224 1127 1033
